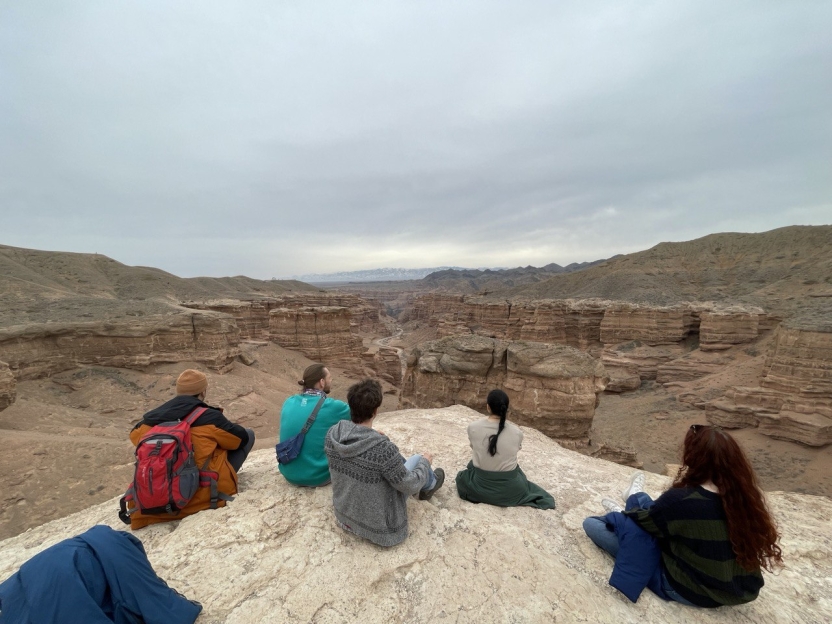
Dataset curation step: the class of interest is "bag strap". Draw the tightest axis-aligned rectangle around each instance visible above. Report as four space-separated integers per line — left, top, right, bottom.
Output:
183 406 209 426
299 395 327 436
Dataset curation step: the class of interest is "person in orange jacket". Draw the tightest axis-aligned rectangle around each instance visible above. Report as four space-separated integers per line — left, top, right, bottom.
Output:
127 369 254 529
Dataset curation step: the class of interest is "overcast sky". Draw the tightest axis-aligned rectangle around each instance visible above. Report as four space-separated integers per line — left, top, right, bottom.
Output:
1 1 830 279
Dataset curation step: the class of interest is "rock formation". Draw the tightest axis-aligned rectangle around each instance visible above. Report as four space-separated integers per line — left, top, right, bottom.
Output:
656 350 732 384
183 293 388 340
362 345 404 387
0 406 828 624
693 321 832 446
0 361 15 410
0 311 241 381
399 335 607 443
699 309 764 351
265 293 387 334
402 296 779 394
268 306 364 365
599 304 697 345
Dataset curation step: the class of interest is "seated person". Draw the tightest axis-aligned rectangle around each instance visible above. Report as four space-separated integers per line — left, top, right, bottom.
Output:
278 363 351 486
0 525 201 623
125 369 254 529
324 378 445 547
582 425 783 607
455 389 555 509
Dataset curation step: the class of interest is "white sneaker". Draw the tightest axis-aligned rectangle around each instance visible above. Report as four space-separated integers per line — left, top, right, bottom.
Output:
601 498 623 513
621 471 645 502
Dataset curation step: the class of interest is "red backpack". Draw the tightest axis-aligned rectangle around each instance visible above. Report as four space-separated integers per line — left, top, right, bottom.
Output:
119 407 228 524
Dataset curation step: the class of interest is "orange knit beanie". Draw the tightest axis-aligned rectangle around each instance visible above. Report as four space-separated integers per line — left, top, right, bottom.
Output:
176 369 208 396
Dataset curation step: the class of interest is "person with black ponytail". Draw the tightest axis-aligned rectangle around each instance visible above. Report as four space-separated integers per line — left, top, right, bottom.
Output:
455 389 555 509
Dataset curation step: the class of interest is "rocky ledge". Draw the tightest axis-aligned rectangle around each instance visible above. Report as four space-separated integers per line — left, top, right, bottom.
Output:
0 311 241 381
0 406 828 623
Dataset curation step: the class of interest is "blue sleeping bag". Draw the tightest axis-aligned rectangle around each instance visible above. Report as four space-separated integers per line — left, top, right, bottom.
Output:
0 525 201 624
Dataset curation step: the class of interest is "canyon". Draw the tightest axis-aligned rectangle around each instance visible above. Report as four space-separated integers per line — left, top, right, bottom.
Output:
1 226 831 543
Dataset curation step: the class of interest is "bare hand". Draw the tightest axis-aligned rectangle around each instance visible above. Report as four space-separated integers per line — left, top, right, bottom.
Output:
422 452 433 464
375 429 386 437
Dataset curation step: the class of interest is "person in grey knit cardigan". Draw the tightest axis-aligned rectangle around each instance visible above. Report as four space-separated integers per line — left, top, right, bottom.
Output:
325 379 445 547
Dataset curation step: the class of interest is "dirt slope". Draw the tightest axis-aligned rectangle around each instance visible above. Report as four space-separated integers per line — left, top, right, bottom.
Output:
505 225 832 316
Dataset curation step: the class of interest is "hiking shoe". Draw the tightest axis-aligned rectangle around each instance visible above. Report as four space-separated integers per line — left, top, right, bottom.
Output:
419 468 445 501
621 471 645 502
602 498 623 513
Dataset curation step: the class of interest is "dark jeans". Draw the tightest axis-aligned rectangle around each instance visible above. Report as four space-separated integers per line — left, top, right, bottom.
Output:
583 492 695 607
227 428 255 472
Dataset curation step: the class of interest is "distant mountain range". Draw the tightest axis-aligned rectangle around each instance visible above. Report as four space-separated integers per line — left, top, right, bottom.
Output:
290 266 501 283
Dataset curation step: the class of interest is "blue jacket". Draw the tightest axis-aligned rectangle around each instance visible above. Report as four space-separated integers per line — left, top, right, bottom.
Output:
0 525 201 624
603 511 665 603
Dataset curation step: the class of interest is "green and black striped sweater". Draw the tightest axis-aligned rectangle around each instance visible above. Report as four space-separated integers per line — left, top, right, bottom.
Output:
623 486 764 608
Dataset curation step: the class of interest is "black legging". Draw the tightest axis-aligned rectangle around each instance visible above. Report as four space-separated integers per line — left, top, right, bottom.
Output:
227 428 256 472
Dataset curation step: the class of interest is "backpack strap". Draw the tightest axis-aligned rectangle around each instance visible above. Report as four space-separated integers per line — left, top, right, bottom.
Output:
299 395 327 436
118 485 136 525
199 459 235 509
183 406 209 426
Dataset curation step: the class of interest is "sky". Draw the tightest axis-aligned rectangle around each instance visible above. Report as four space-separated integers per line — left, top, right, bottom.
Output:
1 1 830 279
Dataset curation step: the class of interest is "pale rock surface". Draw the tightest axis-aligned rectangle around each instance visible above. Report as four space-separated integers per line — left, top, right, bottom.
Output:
0 360 15 410
399 335 607 442
0 312 240 381
0 406 829 624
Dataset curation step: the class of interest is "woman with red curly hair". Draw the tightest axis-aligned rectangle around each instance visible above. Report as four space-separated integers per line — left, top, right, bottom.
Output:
583 424 783 607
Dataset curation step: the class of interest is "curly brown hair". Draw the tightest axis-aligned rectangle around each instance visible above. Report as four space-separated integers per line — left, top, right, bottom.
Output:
673 425 783 571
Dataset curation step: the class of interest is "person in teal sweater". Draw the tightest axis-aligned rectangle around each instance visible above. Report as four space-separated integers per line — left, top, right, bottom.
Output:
278 363 351 486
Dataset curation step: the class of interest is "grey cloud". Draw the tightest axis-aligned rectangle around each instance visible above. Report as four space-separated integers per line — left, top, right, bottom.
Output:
1 1 830 278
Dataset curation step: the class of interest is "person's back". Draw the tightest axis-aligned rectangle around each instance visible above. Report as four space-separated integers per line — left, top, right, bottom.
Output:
582 424 782 607
126 369 254 529
325 378 444 547
456 389 554 509
468 418 522 471
278 364 350 487
624 485 764 606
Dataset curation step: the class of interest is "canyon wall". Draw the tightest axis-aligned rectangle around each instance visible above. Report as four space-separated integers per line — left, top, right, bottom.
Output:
399 294 832 447
688 321 832 447
268 306 364 365
0 361 15 410
184 293 386 340
399 334 607 443
363 346 404 387
0 311 241 381
401 294 771 392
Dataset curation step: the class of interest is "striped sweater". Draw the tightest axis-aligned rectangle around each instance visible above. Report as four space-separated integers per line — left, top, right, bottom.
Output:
623 486 764 607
